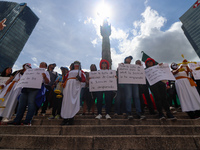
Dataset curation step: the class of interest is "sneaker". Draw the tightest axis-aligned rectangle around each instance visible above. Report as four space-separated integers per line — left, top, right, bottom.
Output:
167 113 177 121
127 115 134 120
55 115 60 119
170 106 175 111
95 114 102 119
194 116 200 120
114 113 118 116
159 113 166 121
105 114 111 120
140 115 146 120
2 118 10 123
172 111 177 114
80 113 85 116
48 115 55 120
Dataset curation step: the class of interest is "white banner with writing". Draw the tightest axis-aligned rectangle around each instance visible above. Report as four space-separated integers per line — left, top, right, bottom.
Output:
145 64 176 86
118 63 146 84
189 62 200 80
89 70 117 92
15 68 45 89
0 77 9 85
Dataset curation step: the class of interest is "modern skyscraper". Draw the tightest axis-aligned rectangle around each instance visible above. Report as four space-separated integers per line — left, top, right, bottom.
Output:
0 2 39 72
180 0 200 58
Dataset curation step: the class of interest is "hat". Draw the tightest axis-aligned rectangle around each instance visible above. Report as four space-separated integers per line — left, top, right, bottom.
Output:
124 56 133 63
50 63 56 67
99 59 109 69
60 67 69 70
145 58 155 66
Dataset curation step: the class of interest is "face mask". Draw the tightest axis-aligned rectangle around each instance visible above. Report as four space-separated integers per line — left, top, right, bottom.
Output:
171 63 178 70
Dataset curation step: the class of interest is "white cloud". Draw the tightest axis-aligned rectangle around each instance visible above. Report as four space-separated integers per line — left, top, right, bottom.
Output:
110 6 200 70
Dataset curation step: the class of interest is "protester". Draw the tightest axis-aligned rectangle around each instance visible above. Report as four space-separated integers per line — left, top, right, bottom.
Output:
61 61 86 125
81 64 98 115
48 66 69 120
0 67 12 77
41 63 58 116
121 56 146 120
145 58 176 120
135 60 156 115
9 62 50 125
166 80 179 110
95 59 114 120
0 63 30 123
171 61 200 119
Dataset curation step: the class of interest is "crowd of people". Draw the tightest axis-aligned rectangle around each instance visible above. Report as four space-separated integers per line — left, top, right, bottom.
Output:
0 56 200 126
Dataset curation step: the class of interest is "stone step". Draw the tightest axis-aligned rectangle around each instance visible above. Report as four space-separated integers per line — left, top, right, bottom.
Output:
33 119 200 125
0 135 199 150
0 125 200 136
31 113 190 120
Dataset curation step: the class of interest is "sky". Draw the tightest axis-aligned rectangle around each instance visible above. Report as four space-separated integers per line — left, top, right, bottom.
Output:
2 0 199 73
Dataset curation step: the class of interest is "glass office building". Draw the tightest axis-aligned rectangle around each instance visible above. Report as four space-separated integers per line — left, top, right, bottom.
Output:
180 1 200 58
0 2 39 72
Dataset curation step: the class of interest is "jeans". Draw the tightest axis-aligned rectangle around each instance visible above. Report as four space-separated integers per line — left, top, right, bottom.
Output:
96 91 113 115
124 84 141 116
14 88 39 124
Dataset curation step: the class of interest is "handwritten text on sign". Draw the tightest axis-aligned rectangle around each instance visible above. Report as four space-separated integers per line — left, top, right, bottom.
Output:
145 64 175 86
189 62 200 80
89 70 117 92
0 77 9 85
15 68 45 89
118 64 146 84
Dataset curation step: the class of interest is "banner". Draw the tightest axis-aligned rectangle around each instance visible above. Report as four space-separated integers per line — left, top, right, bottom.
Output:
118 63 146 84
15 68 45 89
89 70 117 92
189 62 200 80
145 64 175 86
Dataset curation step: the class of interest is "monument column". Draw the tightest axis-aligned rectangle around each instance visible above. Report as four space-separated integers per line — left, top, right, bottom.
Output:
100 19 112 69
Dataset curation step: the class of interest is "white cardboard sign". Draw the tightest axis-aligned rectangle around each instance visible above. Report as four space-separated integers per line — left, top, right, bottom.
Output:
145 64 175 86
15 68 45 89
118 63 146 84
89 70 117 92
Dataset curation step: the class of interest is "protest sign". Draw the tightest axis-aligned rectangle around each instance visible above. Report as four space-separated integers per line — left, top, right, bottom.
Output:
89 70 117 92
0 77 9 85
145 64 175 86
118 63 146 84
15 68 45 89
189 62 200 80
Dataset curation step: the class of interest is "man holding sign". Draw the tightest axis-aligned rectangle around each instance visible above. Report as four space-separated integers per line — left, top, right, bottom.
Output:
118 56 145 120
145 58 176 120
10 62 50 126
